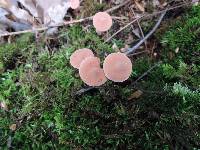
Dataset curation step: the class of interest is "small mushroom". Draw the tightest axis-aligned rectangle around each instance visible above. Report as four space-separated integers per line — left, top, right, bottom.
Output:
103 52 132 82
70 48 94 69
93 12 113 32
69 0 80 9
79 57 107 86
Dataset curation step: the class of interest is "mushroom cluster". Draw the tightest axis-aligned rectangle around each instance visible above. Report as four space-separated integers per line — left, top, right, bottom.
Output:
69 2 132 86
70 49 132 86
70 48 107 86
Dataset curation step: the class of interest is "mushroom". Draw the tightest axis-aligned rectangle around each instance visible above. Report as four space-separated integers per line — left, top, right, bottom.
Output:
93 12 113 32
103 52 132 82
69 0 80 9
79 57 107 86
70 48 94 69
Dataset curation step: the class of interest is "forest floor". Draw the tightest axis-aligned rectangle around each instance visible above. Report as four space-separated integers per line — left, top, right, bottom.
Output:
0 0 200 149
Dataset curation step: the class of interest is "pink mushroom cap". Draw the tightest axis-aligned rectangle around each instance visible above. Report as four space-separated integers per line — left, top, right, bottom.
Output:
70 0 80 9
79 57 107 86
93 12 113 32
103 52 132 82
70 48 94 69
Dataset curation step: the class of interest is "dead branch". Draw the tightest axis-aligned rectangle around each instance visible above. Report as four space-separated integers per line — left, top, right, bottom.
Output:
75 87 95 96
105 17 141 43
0 18 90 37
132 62 162 86
106 0 131 13
105 1 195 43
125 10 167 55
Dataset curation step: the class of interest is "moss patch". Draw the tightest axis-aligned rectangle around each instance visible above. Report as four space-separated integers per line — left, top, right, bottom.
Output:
0 6 200 149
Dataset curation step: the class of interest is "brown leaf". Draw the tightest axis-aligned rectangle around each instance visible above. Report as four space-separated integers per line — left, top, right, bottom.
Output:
1 0 71 33
9 124 17 131
128 90 143 100
135 1 145 12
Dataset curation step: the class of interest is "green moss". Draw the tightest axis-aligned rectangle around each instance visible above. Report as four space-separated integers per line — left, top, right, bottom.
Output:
0 33 35 70
0 8 200 149
83 0 107 16
61 25 113 56
162 6 200 62
0 25 113 149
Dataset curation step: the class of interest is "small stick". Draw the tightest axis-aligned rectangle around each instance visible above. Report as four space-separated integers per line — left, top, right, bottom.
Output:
128 50 147 57
125 10 167 55
130 7 145 39
106 0 131 13
132 62 161 86
0 1 130 37
130 7 147 49
0 18 89 37
105 1 194 43
75 87 95 96
106 10 166 44
105 17 141 43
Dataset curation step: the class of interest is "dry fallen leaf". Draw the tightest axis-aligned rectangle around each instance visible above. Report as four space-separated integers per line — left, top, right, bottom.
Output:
132 27 141 39
9 124 17 131
135 1 145 12
128 90 143 100
0 0 71 34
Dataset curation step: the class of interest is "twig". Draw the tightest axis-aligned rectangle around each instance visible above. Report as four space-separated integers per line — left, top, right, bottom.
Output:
106 0 131 13
125 10 167 55
0 18 89 37
111 16 129 20
130 7 147 49
128 50 147 56
130 7 145 39
0 1 130 37
105 1 195 43
105 17 141 43
75 87 95 96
